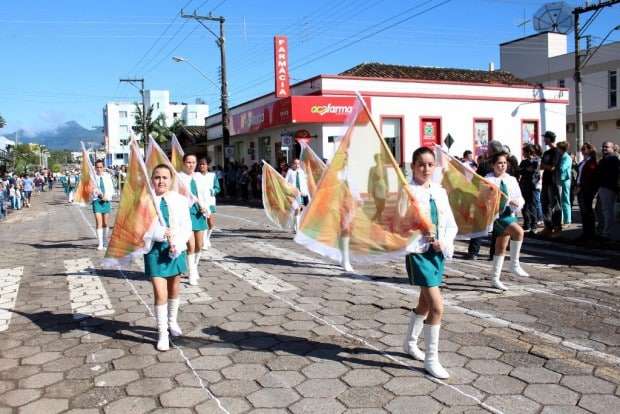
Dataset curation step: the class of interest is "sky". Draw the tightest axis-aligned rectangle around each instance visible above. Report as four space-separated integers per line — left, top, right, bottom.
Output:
0 0 618 135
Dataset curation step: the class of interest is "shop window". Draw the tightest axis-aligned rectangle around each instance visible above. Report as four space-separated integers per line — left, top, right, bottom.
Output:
585 121 598 132
609 70 617 108
258 136 271 163
557 79 565 88
119 111 128 118
381 117 402 164
473 119 492 157
521 120 539 146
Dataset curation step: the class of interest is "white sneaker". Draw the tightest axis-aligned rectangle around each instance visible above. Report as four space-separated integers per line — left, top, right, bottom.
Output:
168 322 182 337
97 244 104 251
157 331 170 351
342 261 355 273
188 275 198 286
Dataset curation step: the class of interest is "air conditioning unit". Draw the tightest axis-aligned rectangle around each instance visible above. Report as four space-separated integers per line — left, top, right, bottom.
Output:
585 121 598 132
566 123 575 133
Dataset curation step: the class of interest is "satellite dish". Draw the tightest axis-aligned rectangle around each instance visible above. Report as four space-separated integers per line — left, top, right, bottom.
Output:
533 1 574 34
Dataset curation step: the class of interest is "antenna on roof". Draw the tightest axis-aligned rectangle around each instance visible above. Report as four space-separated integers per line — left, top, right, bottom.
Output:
533 1 574 34
517 9 531 35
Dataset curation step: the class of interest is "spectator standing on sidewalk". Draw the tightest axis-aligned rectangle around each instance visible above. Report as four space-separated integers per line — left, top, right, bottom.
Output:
462 150 478 171
22 174 34 208
519 144 541 235
595 141 619 240
557 141 572 225
539 131 562 237
576 143 598 241
532 144 544 225
0 182 6 220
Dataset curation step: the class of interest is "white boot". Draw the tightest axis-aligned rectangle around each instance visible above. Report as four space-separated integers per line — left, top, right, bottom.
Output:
195 252 202 265
295 215 301 233
168 298 182 337
103 227 109 247
423 324 449 379
509 240 529 277
155 304 170 351
403 312 426 360
187 254 198 286
96 228 104 250
202 230 211 250
491 255 507 291
341 237 354 273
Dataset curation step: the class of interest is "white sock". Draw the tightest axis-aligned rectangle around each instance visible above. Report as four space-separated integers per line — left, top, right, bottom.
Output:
207 229 213 241
195 252 202 265
96 228 103 246
103 227 109 242
187 254 195 271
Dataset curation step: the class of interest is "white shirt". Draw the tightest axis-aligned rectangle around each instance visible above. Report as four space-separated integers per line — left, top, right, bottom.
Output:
177 171 199 205
92 172 115 201
405 181 458 259
484 173 525 215
193 171 217 213
144 191 192 258
285 168 309 197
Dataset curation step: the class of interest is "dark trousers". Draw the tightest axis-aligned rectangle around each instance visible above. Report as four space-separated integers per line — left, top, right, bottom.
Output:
468 233 495 257
521 185 538 231
541 182 562 230
578 190 596 238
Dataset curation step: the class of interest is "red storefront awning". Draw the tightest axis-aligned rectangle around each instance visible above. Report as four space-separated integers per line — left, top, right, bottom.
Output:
230 96 371 136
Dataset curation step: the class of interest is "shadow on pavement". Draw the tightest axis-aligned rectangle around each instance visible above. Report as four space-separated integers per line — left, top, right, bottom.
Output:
5 309 155 344
195 326 424 372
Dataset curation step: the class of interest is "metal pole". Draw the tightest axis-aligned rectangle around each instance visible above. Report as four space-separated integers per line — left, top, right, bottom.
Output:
219 18 230 154
574 12 584 154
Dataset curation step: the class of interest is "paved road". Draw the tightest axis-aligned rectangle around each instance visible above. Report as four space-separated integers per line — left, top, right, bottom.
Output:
1 188 619 414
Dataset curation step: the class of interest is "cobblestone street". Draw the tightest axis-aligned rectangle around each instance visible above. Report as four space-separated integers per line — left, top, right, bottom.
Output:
1 188 619 414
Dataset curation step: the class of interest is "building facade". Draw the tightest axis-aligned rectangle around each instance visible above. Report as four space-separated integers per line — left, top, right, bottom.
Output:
501 31 619 151
206 63 568 171
103 90 209 166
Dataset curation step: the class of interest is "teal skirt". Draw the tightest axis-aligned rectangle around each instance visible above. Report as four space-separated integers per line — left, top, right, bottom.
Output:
405 251 445 287
493 208 517 236
144 242 188 278
92 200 111 214
190 204 208 231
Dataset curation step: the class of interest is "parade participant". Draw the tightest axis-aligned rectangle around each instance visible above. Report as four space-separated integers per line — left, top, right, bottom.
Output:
486 152 528 290
196 158 220 250
402 147 457 379
177 153 207 285
92 160 115 250
143 164 192 351
285 158 309 232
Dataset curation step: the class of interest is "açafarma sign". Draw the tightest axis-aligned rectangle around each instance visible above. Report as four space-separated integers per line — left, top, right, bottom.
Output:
273 35 290 98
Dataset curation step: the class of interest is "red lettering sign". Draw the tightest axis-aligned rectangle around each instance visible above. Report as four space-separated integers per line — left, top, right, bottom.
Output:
291 96 371 123
274 35 290 98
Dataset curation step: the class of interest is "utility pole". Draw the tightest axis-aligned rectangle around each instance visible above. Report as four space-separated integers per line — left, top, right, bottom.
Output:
180 9 230 164
572 0 620 153
119 78 147 144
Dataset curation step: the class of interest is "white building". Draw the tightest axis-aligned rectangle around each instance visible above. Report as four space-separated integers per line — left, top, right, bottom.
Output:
103 90 209 166
501 31 619 151
206 63 568 169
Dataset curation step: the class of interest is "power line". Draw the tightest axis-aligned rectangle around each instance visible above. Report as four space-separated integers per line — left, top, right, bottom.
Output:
127 0 195 75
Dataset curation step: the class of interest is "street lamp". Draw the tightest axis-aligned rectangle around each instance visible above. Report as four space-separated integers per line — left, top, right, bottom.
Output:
581 24 620 68
172 56 220 90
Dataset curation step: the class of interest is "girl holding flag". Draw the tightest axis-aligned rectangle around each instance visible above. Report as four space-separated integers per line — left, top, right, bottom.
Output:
402 147 457 379
485 152 528 290
92 160 115 250
143 164 192 351
177 154 207 285
196 157 220 249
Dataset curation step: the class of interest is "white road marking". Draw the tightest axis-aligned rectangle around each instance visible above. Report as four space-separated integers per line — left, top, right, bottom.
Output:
205 248 298 293
210 243 504 414
65 258 114 320
242 240 620 366
0 267 24 332
76 204 231 414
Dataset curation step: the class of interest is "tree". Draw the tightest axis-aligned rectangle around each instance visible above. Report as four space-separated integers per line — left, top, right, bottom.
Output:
132 104 184 145
0 114 6 129
11 144 38 173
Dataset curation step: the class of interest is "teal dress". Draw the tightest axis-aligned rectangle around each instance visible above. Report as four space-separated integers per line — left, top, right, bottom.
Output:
189 178 208 231
92 176 111 214
405 197 445 287
493 180 517 236
209 177 220 213
144 198 188 278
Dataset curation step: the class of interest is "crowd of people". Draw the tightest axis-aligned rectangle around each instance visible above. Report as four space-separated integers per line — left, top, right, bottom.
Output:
0 169 55 220
460 133 619 258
